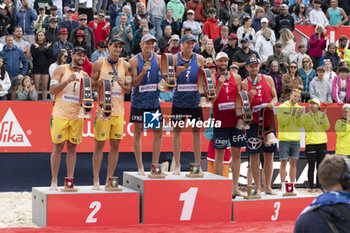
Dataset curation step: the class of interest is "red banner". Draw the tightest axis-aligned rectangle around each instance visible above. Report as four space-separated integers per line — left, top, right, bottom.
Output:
0 101 343 153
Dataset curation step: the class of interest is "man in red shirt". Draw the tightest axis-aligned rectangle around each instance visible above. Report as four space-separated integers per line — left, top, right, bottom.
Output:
211 52 246 197
88 10 110 49
203 7 222 41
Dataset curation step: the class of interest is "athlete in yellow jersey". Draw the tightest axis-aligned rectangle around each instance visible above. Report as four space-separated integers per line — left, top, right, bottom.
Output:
49 46 89 190
91 37 132 190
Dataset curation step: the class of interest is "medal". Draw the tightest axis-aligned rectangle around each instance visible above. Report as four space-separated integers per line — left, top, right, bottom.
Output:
251 85 256 91
145 61 151 67
183 63 189 69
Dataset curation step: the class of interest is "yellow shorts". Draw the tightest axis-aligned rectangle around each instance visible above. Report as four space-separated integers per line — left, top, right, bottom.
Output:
50 115 84 144
94 115 124 141
207 161 230 178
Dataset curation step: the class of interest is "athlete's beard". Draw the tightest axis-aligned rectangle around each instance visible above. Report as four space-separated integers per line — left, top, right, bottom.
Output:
218 66 228 74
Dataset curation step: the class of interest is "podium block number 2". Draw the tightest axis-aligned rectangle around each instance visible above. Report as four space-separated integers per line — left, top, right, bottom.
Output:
86 201 102 223
179 187 198 221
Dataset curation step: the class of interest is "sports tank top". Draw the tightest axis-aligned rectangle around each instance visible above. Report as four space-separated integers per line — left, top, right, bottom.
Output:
328 7 342 26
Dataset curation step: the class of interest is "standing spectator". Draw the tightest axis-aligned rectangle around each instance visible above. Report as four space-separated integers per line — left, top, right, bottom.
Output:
309 66 333 104
167 0 184 23
71 14 95 55
186 0 205 23
161 8 180 36
13 26 31 61
34 0 52 15
52 28 74 62
0 3 11 43
332 66 350 104
110 14 133 55
299 56 316 100
220 0 235 26
292 3 310 25
88 10 110 49
214 26 229 53
72 30 91 58
0 56 11 100
2 1 15 36
294 44 308 68
16 76 36 100
229 15 240 34
148 0 166 40
109 0 122 29
15 0 38 45
327 0 348 28
202 0 216 19
268 60 283 100
196 34 208 54
133 2 154 31
251 7 265 33
237 16 256 50
231 0 249 25
45 17 59 43
132 26 150 55
335 105 350 156
323 59 337 86
222 33 239 67
255 28 274 71
164 34 181 54
271 0 282 17
203 8 222 41
91 41 107 62
280 28 296 62
34 6 47 33
310 0 329 26
266 41 291 74
59 8 79 39
256 18 276 45
244 0 258 16
308 25 328 69
49 49 67 78
51 1 62 17
288 0 302 14
31 31 52 100
274 4 294 40
74 0 96 23
336 61 349 73
320 43 340 70
200 39 216 66
158 25 172 54
262 0 274 27
96 0 108 13
280 61 303 102
183 10 202 41
41 5 61 30
0 35 28 100
115 6 133 27
337 35 350 68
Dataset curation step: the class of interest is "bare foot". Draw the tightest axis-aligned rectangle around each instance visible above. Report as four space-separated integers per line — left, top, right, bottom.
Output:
233 189 244 197
137 168 145 176
308 189 315 193
92 182 101 190
264 188 277 195
49 183 58 191
173 167 181 175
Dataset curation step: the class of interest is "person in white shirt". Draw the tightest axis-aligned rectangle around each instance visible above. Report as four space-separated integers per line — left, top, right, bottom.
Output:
255 27 274 70
309 0 330 26
0 56 11 100
294 44 308 68
323 59 337 87
256 17 275 44
237 16 256 50
280 28 297 62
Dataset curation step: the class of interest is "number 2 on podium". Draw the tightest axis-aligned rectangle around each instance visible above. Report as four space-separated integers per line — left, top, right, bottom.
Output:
179 187 198 221
86 201 102 223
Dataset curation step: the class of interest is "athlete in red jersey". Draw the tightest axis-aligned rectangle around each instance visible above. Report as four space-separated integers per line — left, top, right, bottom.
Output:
211 52 246 197
242 55 278 196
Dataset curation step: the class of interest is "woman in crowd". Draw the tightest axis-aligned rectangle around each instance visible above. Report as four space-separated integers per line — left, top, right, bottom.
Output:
237 16 256 50
332 66 350 104
299 56 316 101
268 60 283 100
308 24 328 69
292 3 310 25
255 17 276 44
281 61 304 102
280 28 296 62
336 61 349 74
0 56 11 100
72 30 91 59
31 31 52 100
229 15 240 34
49 49 68 78
254 28 274 71
319 43 340 70
323 59 337 87
16 76 37 101
200 39 216 66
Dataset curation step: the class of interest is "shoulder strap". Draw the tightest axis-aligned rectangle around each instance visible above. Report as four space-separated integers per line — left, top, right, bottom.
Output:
319 208 339 233
319 205 350 233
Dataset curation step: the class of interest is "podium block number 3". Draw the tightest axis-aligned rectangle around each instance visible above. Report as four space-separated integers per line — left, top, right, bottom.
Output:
86 201 102 223
179 187 198 221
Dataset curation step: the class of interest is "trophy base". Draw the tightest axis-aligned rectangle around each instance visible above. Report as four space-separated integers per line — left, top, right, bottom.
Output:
148 173 166 179
283 192 297 196
186 173 204 178
105 186 123 192
244 194 262 199
60 187 79 192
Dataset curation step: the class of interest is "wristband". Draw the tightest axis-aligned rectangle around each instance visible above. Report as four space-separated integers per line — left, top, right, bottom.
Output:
50 80 59 86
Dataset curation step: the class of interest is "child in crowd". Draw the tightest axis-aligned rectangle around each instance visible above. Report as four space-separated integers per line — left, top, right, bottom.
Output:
309 66 333 104
332 66 350 104
309 0 329 26
294 44 308 68
319 43 340 71
323 59 337 87
16 76 37 101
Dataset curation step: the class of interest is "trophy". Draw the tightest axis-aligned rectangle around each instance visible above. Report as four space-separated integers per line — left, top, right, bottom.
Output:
236 91 252 130
79 77 94 118
97 79 113 119
283 182 297 196
148 164 166 178
160 53 176 91
197 68 216 108
244 185 261 199
105 176 122 191
186 163 204 178
60 177 78 192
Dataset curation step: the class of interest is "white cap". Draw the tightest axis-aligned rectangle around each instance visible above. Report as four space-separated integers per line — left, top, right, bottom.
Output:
261 17 268 23
343 104 350 111
170 34 180 41
187 10 194 14
281 4 288 9
216 52 229 61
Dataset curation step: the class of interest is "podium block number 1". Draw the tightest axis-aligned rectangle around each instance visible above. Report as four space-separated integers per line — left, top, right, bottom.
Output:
179 187 198 221
86 201 102 223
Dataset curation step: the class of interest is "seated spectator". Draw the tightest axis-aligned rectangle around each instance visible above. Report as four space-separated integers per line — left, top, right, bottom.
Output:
200 39 216 67
337 35 350 68
229 15 240 34
310 0 329 26
148 0 166 39
164 35 181 55
89 10 110 49
266 41 291 74
203 7 222 41
45 17 59 44
244 0 258 16
252 7 265 32
220 0 235 26
49 49 67 78
91 41 108 62
281 28 297 62
115 5 133 27
323 59 337 86
15 0 38 45
182 10 202 41
299 56 316 101
268 60 283 100
222 33 239 67
133 2 154 31
280 61 303 102
309 24 328 69
320 43 340 71
59 8 78 39
309 66 333 104
158 25 172 54
0 56 11 100
41 5 61 30
52 28 74 63
232 0 249 25
271 0 282 18
294 44 308 68
214 26 229 53
255 28 274 70
292 3 310 25
34 6 47 33
186 0 205 23
327 0 348 28
332 66 350 104
255 17 276 44
31 31 52 100
237 16 256 50
16 76 36 101
161 8 180 36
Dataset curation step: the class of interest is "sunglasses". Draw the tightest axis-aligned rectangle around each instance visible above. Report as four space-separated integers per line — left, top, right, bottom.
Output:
290 66 297 68
98 15 105 17
63 55 68 58
79 18 87 21
303 60 309 63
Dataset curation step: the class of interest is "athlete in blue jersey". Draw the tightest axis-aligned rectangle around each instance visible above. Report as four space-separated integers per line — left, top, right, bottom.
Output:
172 34 205 175
129 34 162 175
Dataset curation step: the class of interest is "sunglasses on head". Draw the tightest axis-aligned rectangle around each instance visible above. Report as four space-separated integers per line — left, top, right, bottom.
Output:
293 89 302 93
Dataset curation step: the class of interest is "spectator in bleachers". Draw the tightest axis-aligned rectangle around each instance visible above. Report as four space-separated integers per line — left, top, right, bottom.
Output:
109 0 122 29
244 0 258 16
183 10 202 41
2 1 15 35
74 0 96 23
158 25 172 54
222 33 239 67
96 0 108 13
256 18 276 44
237 16 256 50
251 7 265 32
167 0 184 23
288 0 302 15
268 60 283 100
52 28 74 63
31 31 52 100
41 5 60 30
16 0 34 12
308 24 328 69
337 61 349 73
255 27 274 71
72 30 91 59
337 35 350 68
50 1 62 18
203 8 222 41
91 40 108 62
299 56 316 100
16 76 36 100
133 2 154 32
320 43 340 70
202 0 216 19
200 39 216 66
0 56 11 100
186 0 205 23
161 8 180 36
0 35 28 100
71 14 95 55
229 15 239 34
59 8 79 39
266 41 290 73
306 0 314 16
326 0 348 28
262 0 274 27
310 0 329 26
271 0 281 18
232 0 249 25
132 18 151 50
147 0 166 40
214 26 229 53
88 10 110 49
33 0 52 15
45 17 59 43
62 0 71 14
132 26 150 55
49 49 67 78
280 61 303 102
309 66 333 104
34 6 47 33
323 59 337 86
15 0 38 45
294 44 308 68
196 34 208 54
0 3 11 44
280 28 296 62
164 34 181 54
115 6 133 27
220 0 235 26
292 3 310 25
332 66 350 104
274 4 294 39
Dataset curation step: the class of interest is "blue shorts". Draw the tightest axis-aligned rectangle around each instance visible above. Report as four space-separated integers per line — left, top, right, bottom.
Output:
279 141 300 160
245 124 277 155
213 127 246 149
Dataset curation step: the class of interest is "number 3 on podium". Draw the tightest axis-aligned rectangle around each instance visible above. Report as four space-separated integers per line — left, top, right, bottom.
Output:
179 187 198 221
271 201 281 221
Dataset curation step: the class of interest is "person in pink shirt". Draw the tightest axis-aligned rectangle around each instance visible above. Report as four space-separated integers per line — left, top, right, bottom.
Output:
308 24 328 69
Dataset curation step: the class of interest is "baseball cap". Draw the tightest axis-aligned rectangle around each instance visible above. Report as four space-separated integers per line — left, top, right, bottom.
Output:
49 17 58 23
170 34 180 41
50 5 58 10
261 18 268 24
98 40 107 48
274 0 282 6
65 8 74 13
281 4 288 9
228 33 238 40
141 34 157 42
230 64 239 69
72 46 87 54
59 28 68 35
241 38 249 43
38 6 45 10
216 52 229 60
187 10 194 14
76 30 85 37
275 41 283 47
246 55 260 65
308 98 321 106
207 63 216 69
236 0 244 4
109 36 125 45
182 34 197 43
183 26 192 31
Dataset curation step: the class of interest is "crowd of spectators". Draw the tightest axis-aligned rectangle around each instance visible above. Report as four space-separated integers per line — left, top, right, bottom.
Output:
0 0 349 104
